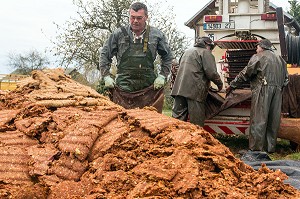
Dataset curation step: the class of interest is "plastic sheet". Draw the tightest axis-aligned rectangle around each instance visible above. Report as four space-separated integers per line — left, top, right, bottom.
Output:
243 151 300 190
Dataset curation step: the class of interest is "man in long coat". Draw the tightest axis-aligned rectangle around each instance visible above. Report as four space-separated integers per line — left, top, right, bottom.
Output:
227 39 289 153
171 37 223 127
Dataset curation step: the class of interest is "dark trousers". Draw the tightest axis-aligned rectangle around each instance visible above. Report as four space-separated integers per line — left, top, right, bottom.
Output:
249 86 283 153
172 96 205 127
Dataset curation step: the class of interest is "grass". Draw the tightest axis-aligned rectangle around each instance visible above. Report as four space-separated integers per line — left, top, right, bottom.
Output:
162 109 172 117
213 134 300 160
285 153 300 160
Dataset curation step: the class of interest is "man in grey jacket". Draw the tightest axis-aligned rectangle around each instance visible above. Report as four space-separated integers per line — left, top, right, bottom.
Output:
98 2 173 113
226 39 289 153
171 37 223 127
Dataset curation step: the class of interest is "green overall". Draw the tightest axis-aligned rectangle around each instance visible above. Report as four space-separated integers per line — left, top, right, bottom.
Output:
116 26 156 92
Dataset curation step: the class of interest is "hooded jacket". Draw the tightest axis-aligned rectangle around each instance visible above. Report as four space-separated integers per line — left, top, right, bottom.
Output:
230 50 289 90
171 41 223 102
229 49 289 152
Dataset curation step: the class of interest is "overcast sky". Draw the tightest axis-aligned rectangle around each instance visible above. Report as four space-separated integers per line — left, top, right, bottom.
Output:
0 0 290 74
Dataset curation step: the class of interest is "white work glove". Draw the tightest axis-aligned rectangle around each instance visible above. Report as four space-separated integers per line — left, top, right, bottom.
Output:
103 76 115 88
154 74 165 90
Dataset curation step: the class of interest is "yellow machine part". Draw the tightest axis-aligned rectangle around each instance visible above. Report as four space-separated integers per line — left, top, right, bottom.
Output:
0 82 17 90
287 65 300 75
0 74 28 91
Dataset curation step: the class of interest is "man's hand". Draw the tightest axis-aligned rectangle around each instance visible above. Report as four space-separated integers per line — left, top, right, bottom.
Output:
225 86 234 97
103 76 115 88
217 83 223 92
154 74 165 90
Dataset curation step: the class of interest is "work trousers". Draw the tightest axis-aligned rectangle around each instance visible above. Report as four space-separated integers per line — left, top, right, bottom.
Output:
249 86 283 153
172 95 205 127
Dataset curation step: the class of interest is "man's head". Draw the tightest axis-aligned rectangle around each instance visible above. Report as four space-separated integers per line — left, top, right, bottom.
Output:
129 2 148 34
256 39 273 52
194 36 215 50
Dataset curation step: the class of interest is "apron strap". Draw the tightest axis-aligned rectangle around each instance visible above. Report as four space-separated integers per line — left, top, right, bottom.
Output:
143 25 150 53
121 26 130 44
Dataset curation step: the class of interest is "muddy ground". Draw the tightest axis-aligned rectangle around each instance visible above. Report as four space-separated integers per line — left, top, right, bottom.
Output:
0 68 299 198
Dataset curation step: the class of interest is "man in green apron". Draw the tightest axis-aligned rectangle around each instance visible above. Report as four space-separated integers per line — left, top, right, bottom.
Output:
99 2 173 113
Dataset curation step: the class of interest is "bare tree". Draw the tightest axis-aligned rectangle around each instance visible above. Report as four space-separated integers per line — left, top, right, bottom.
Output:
8 49 50 75
147 0 190 59
52 0 131 72
52 0 190 85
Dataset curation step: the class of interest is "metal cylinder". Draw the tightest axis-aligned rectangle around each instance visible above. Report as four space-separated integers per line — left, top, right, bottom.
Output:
265 0 270 13
258 0 264 13
237 0 250 14
219 0 223 15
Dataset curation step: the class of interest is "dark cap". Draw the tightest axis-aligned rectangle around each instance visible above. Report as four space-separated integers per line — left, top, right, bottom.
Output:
257 39 273 50
201 36 213 45
194 36 215 49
